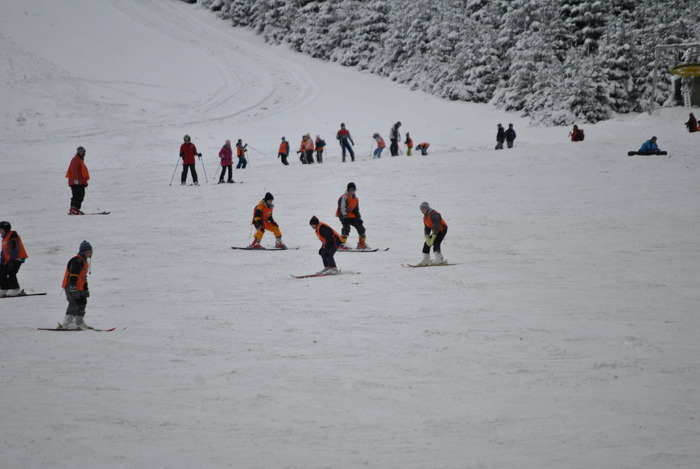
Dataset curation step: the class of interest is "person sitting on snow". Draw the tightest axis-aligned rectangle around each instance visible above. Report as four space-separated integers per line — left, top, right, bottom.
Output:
637 136 666 155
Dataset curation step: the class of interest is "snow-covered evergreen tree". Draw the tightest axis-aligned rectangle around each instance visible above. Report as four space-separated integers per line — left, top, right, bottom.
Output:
197 0 700 124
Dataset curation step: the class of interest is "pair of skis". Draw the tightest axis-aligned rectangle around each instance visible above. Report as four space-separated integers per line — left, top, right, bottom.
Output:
38 325 122 332
0 290 47 299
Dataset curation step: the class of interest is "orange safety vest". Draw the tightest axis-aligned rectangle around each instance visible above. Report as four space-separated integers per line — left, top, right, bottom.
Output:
375 136 386 148
424 209 448 232
315 222 342 247
252 200 273 224
61 255 89 291
279 141 289 154
336 192 359 218
1 231 28 263
405 137 413 148
237 145 246 157
300 138 314 152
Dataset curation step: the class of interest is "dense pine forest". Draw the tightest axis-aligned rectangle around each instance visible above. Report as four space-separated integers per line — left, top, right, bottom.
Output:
198 0 699 124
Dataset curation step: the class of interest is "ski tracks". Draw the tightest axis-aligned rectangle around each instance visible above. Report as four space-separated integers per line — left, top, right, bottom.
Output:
106 0 318 130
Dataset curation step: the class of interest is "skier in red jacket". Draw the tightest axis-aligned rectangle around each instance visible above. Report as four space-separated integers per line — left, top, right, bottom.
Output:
180 134 201 185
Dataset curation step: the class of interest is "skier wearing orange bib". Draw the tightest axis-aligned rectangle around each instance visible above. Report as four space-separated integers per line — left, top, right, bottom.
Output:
418 202 448 265
309 216 343 274
249 193 286 249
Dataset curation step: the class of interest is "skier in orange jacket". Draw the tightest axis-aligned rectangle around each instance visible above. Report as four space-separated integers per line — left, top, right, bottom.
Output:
66 146 90 215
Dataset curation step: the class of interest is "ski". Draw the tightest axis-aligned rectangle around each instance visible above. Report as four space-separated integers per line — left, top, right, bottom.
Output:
231 246 299 251
86 211 111 215
402 263 456 268
38 326 118 332
0 291 47 298
291 270 358 279
337 247 389 253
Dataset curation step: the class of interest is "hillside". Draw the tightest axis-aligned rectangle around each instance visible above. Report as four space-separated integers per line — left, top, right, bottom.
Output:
1 1 699 468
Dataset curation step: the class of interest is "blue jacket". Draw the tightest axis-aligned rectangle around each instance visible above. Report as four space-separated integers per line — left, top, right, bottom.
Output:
639 139 659 152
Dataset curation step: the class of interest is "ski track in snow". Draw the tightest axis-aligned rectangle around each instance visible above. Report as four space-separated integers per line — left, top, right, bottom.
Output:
1 1 700 469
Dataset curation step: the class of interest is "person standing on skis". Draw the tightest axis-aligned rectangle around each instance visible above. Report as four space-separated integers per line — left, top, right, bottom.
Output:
373 133 386 158
298 134 314 164
336 182 368 250
180 135 201 185
315 135 326 163
389 121 402 156
0 221 28 297
66 146 90 214
405 132 414 156
309 216 343 274
218 139 234 183
336 123 355 162
236 139 248 169
249 192 286 249
418 202 448 266
278 137 290 165
60 240 93 329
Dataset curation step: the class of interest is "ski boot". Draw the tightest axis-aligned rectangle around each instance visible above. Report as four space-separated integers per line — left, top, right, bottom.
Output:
417 253 432 266
356 237 369 250
75 316 90 330
248 238 263 249
433 252 446 265
60 315 77 329
275 237 287 250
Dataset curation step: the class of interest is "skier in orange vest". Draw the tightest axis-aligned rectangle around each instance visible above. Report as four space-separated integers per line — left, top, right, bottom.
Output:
249 193 286 249
309 216 343 274
373 133 386 158
418 202 448 265
0 221 28 297
60 240 93 329
336 182 368 250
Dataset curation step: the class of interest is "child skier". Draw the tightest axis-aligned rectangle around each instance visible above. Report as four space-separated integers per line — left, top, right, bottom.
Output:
373 133 386 158
60 240 93 329
309 216 343 274
418 202 448 266
249 193 286 249
336 182 368 250
0 221 28 297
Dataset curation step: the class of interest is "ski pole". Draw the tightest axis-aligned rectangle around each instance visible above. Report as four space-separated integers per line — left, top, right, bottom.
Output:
169 156 181 185
198 155 209 183
247 145 267 158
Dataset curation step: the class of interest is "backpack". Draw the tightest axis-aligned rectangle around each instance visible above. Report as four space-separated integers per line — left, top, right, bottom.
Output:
575 129 585 141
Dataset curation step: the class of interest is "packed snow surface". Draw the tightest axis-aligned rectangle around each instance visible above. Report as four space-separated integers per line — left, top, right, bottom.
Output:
1 1 699 468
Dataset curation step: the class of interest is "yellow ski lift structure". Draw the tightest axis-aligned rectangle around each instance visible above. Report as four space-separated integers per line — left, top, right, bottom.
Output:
650 43 700 111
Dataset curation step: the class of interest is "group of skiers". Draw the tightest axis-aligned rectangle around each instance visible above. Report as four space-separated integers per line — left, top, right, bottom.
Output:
242 181 448 274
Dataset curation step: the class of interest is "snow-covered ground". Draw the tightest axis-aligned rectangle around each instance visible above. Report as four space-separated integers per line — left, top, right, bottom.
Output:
1 1 699 468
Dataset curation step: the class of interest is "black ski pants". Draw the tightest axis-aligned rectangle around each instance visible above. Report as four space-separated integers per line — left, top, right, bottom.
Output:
0 261 22 290
182 164 198 184
70 185 86 209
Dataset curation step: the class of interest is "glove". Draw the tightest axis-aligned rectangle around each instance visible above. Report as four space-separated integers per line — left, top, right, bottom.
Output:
198 153 202 157
425 234 436 247
67 284 80 298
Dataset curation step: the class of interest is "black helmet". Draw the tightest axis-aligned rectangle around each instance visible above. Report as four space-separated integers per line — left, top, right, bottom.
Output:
347 182 356 191
264 192 274 201
0 221 10 233
184 134 191 142
76 146 86 157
